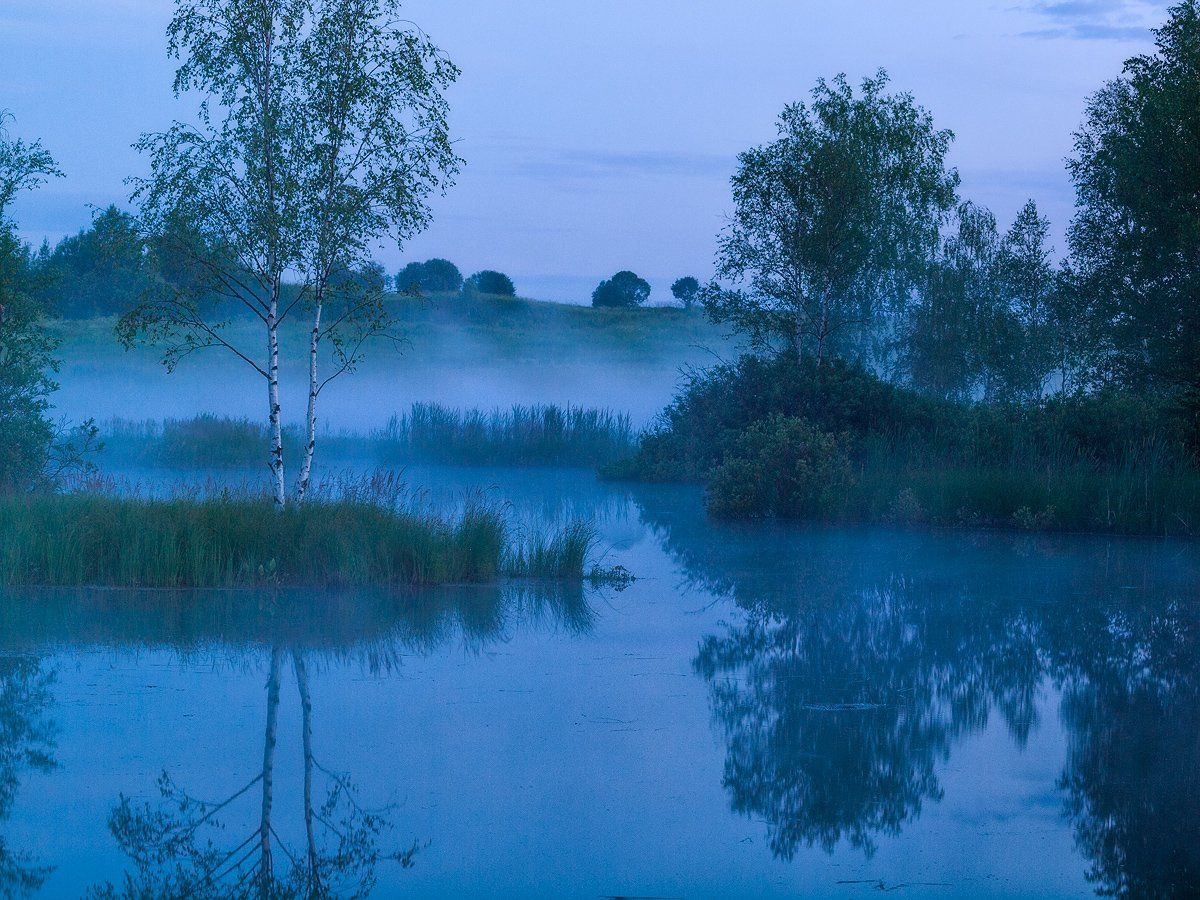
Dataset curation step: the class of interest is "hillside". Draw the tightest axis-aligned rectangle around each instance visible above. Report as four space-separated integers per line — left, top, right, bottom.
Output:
49 292 737 427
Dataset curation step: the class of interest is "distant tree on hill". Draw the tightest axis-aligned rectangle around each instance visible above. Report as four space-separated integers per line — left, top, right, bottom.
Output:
464 270 515 297
396 258 462 294
671 276 700 308
592 270 651 308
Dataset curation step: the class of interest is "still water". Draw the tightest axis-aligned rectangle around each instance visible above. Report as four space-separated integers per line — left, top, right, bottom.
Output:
1 468 1197 897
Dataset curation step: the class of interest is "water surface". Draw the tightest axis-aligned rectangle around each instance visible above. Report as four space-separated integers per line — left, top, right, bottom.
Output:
2 472 1197 897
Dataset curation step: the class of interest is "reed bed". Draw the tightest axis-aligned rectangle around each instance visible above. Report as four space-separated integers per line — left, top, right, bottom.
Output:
375 403 635 467
99 403 636 470
0 479 601 588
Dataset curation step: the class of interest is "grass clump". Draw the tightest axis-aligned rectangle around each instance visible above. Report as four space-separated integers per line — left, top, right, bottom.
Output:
0 484 598 588
610 351 1200 536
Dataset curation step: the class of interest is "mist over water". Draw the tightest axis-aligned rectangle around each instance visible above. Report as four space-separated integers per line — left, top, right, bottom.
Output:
52 311 729 429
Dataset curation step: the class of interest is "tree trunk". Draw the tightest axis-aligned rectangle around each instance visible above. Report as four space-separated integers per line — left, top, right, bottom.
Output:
259 646 282 898
295 291 322 503
267 282 286 509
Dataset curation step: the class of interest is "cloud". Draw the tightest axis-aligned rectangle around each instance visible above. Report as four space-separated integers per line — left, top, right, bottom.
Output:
1017 0 1168 40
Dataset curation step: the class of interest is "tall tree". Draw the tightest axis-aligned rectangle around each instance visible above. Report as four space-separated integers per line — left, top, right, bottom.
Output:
120 0 457 507
702 71 958 365
997 200 1057 399
1066 0 1200 404
0 114 62 491
121 0 310 508
293 0 459 500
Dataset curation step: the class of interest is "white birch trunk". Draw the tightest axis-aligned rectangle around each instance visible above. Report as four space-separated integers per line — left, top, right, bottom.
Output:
295 291 322 503
267 282 286 509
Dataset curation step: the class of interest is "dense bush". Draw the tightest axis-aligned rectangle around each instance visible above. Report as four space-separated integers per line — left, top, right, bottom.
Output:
706 416 854 519
612 352 945 482
611 350 1200 534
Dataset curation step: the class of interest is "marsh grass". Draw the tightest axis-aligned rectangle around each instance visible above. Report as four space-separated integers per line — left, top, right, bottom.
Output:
0 476 600 588
99 404 635 470
506 520 597 580
375 403 635 467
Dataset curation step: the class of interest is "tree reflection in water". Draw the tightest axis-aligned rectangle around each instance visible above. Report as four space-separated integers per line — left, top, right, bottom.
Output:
31 581 597 899
0 656 56 897
637 485 1200 894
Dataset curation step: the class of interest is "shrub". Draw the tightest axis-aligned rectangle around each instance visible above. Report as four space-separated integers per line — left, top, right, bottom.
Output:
706 415 854 519
464 270 515 297
592 271 651 308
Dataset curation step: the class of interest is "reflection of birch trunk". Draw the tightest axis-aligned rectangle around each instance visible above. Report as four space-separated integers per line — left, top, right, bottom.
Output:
294 652 322 895
259 646 282 898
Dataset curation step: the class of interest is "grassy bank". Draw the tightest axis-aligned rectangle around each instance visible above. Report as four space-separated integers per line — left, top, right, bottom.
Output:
0 488 598 588
100 403 636 469
610 352 1200 537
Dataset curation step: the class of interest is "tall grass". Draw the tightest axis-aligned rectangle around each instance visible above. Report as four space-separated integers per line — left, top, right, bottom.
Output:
0 482 599 588
99 404 635 470
102 415 304 469
375 403 635 467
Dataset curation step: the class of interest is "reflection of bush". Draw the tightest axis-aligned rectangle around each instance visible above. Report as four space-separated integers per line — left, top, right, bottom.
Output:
0 656 57 895
636 486 1200 883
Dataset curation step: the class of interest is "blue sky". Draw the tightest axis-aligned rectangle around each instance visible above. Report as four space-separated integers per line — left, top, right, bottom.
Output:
0 0 1167 303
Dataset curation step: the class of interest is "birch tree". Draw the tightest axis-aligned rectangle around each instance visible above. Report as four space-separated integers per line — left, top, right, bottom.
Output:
120 0 311 508
293 0 459 501
700 72 958 366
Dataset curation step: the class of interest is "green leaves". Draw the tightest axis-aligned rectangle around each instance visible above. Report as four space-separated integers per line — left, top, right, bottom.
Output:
705 70 958 363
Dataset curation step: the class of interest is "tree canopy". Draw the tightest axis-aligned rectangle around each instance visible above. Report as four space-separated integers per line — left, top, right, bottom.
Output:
396 258 462 294
464 270 516 297
592 270 651 308
1066 0 1200 399
701 71 958 364
671 276 700 308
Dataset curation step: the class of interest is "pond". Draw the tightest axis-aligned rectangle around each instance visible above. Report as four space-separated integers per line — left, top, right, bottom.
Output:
1 468 1197 897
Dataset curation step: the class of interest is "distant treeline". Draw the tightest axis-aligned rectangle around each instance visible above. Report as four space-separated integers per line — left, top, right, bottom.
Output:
24 217 529 319
100 404 636 470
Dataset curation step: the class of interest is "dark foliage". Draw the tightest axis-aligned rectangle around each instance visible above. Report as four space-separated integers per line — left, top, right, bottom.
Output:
592 270 651 309
463 270 515 297
395 258 462 294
